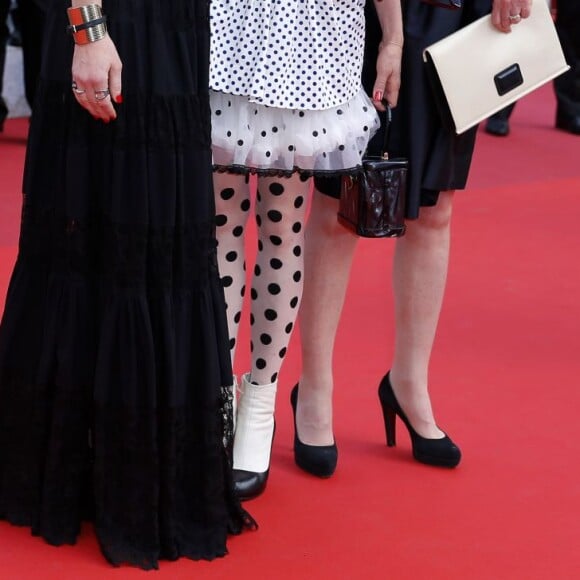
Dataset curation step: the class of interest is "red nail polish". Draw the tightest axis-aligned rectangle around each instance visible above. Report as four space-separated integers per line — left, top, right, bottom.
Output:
374 91 383 101
115 95 123 104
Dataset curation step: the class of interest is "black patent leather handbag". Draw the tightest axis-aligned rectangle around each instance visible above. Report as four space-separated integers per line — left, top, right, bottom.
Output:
337 108 407 238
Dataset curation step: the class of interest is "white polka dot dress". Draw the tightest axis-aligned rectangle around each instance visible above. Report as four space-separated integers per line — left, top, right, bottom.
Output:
209 0 380 175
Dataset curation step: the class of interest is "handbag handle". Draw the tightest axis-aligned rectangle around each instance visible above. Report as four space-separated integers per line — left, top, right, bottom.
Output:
379 103 393 159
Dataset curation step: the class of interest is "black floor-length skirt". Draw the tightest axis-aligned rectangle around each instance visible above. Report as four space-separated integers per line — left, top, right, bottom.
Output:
0 0 253 569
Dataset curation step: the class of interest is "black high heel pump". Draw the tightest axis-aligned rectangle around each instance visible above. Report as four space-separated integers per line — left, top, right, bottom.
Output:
378 373 461 468
290 385 337 478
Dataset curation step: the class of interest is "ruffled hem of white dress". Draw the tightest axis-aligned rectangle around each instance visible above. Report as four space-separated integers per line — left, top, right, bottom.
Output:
210 88 380 177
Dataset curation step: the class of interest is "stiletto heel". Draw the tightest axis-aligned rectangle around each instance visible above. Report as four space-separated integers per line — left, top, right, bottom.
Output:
381 403 397 447
291 385 337 478
378 372 461 468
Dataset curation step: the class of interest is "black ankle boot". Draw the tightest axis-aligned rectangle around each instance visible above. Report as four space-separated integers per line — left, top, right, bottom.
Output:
291 385 337 478
378 373 461 468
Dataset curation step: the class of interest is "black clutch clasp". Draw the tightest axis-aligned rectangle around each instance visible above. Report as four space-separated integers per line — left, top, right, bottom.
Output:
494 63 524 96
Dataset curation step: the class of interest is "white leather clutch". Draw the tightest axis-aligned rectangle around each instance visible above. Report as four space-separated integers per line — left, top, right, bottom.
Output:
423 0 569 134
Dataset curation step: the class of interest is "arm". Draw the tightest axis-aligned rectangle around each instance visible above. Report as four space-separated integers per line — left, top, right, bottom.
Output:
491 0 533 33
372 0 403 111
70 1 122 121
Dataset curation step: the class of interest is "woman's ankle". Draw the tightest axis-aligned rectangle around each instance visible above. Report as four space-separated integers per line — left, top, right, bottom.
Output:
295 378 334 446
387 371 444 439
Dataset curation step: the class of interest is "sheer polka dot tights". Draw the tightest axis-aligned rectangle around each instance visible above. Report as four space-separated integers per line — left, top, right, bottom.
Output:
214 172 311 386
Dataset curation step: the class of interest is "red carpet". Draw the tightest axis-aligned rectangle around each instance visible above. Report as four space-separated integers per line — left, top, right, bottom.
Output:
1 85 579 578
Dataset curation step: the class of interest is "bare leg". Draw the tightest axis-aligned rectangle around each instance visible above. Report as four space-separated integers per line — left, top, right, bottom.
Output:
389 191 455 439
297 192 358 446
299 189 456 445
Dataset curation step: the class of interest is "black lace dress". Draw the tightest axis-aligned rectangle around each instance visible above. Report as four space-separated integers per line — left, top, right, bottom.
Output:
0 0 254 569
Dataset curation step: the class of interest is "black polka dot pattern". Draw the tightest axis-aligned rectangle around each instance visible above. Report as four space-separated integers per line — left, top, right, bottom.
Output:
220 188 235 200
210 0 365 110
267 210 283 223
214 174 252 367
208 1 380 175
214 172 309 385
210 88 379 175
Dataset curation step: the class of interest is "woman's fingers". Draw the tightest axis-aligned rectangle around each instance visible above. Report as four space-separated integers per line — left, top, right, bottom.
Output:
372 42 402 111
108 58 123 105
94 87 116 122
71 79 98 119
384 73 401 108
492 0 532 33
71 38 123 122
519 1 531 19
71 81 93 117
491 0 515 32
72 78 114 121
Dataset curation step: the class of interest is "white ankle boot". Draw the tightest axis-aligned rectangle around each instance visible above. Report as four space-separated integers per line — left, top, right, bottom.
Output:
232 373 277 500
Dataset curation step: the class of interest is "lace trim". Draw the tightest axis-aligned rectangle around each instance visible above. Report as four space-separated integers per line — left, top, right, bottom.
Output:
213 163 362 179
0 374 256 569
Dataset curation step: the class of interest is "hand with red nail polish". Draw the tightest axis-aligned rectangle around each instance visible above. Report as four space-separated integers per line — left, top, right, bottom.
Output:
72 34 123 123
372 40 403 112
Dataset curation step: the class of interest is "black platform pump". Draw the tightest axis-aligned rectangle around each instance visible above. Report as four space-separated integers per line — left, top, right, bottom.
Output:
378 372 461 468
290 385 337 478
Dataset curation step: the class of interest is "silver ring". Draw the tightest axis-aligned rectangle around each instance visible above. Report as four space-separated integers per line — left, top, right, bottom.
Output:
509 14 521 21
94 88 110 102
71 81 86 95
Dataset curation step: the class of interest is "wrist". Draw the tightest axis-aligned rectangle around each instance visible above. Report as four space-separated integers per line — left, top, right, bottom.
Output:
67 4 107 45
380 38 404 50
71 1 102 7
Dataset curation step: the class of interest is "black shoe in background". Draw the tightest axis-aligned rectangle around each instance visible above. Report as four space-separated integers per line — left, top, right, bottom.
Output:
8 29 22 47
484 103 515 137
8 4 22 47
0 97 8 132
555 108 580 135
485 116 510 137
